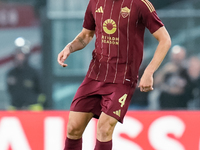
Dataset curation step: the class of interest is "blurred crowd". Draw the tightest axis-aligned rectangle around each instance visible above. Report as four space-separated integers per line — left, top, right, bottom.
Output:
6 38 46 111
5 43 200 111
130 45 200 110
1 0 200 111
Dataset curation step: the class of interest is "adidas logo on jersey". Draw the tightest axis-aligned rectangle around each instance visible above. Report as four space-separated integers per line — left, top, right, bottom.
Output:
96 6 103 13
113 109 121 117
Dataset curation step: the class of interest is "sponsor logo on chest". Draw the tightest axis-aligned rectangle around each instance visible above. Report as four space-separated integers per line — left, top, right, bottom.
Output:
95 5 131 45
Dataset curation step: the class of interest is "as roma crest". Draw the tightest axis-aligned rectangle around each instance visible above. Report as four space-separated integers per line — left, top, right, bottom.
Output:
121 7 130 18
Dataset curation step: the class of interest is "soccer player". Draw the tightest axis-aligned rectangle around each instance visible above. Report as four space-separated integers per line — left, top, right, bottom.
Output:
57 0 171 149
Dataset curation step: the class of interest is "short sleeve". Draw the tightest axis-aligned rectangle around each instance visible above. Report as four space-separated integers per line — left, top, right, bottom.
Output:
83 0 96 30
138 0 163 34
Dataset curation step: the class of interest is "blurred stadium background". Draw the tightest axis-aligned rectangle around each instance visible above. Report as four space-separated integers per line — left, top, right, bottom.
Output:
0 0 200 110
0 0 200 150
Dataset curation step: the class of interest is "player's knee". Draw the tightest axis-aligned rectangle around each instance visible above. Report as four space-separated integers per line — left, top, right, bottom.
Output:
97 121 116 138
67 122 83 138
97 126 110 138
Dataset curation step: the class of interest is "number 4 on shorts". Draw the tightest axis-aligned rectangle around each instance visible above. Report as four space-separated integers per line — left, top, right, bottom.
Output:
119 94 127 107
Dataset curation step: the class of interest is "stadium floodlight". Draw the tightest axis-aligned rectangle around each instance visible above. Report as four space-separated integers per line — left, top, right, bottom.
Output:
14 37 31 54
14 37 26 47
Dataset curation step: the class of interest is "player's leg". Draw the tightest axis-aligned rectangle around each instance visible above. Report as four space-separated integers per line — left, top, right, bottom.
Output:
94 112 118 150
64 111 94 150
64 77 102 150
93 81 137 150
96 112 118 141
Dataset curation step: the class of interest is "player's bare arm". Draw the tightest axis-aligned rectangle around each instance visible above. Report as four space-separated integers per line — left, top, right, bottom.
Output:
57 28 95 67
139 26 171 92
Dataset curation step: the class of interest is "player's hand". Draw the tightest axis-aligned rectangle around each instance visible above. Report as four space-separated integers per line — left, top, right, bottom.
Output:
138 72 154 92
57 44 71 67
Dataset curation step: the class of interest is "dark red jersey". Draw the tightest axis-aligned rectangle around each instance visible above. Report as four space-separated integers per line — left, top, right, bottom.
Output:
83 0 164 84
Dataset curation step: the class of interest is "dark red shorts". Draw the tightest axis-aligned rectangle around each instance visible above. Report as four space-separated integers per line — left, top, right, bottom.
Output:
70 77 137 123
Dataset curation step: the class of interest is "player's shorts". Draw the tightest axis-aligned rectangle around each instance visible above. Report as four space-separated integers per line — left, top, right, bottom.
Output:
70 77 137 123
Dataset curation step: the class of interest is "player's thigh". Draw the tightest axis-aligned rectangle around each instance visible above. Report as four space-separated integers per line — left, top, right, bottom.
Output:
67 111 94 135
